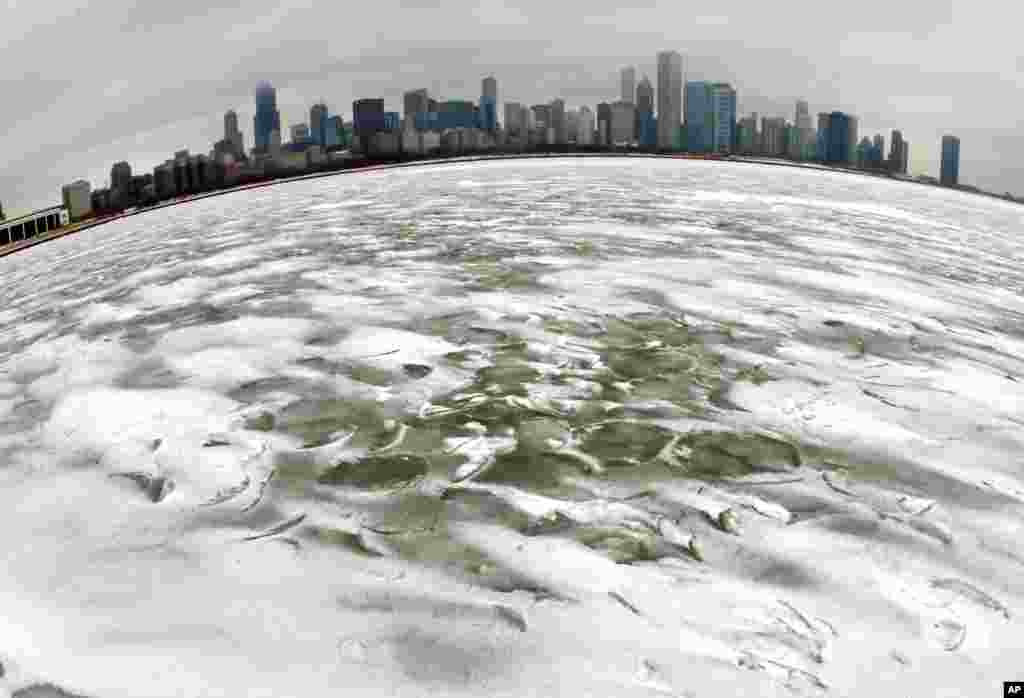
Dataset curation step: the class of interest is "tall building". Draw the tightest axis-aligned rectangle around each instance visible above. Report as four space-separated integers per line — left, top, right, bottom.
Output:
353 98 386 152
760 117 787 157
889 130 908 174
847 116 859 165
737 115 758 154
818 111 854 164
685 82 712 153
111 161 132 193
635 74 654 140
224 110 244 154
610 101 636 145
620 66 636 104
253 81 282 152
710 83 737 154
577 106 595 145
481 77 498 131
795 100 811 131
597 102 612 146
656 51 683 150
61 180 92 221
310 103 328 146
941 135 960 186
504 102 526 140
290 123 310 143
403 89 430 128
549 98 566 144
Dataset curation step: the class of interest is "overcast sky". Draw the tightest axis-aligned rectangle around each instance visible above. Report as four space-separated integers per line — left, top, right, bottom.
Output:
2 0 1021 215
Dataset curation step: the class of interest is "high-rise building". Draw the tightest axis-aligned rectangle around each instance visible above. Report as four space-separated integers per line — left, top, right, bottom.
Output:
577 106 595 145
889 130 908 174
253 81 282 152
941 135 960 186
504 102 525 141
610 101 636 145
760 117 787 157
635 74 654 140
310 103 328 146
596 102 612 146
111 161 132 193
847 116 859 165
818 111 855 164
737 115 758 154
710 83 736 154
795 100 811 131
481 77 498 131
685 81 712 153
621 66 636 104
324 115 346 148
224 110 244 155
291 123 310 143
61 180 92 221
656 50 683 150
549 98 566 144
816 113 831 161
403 89 430 128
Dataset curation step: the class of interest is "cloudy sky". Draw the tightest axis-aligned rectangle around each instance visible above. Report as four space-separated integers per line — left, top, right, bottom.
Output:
2 0 1021 215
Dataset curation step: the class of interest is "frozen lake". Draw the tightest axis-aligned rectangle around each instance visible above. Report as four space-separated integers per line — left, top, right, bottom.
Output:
1 157 1023 697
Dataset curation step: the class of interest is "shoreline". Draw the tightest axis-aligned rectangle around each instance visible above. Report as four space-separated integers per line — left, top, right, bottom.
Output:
0 151 1011 259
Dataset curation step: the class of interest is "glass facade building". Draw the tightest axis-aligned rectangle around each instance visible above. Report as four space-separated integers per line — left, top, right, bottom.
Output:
941 135 960 186
253 82 282 152
711 83 736 154
685 82 713 153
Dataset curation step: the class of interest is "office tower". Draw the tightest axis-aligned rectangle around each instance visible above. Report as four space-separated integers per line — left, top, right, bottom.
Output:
684 82 708 152
795 100 811 131
504 102 525 140
900 139 910 174
634 74 654 140
710 83 736 154
760 117 786 157
481 76 498 131
610 101 636 145
253 81 282 152
621 66 636 104
324 115 345 148
941 135 960 186
596 102 612 146
531 104 551 129
871 134 884 168
310 103 328 146
224 110 244 154
291 123 310 142
847 116 859 165
577 106 595 145
737 115 758 154
111 161 132 193
856 137 872 167
549 99 566 144
61 180 92 221
403 89 430 128
889 129 908 173
656 51 683 150
818 111 853 164
353 98 386 152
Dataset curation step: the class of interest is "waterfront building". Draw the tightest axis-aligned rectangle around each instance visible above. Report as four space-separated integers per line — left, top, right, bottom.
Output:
635 74 654 141
889 130 909 174
111 161 132 194
549 99 567 144
61 180 92 221
596 102 612 147
847 116 859 165
760 117 787 157
610 101 636 146
737 115 758 154
353 98 386 152
818 111 855 164
0 205 69 246
577 106 595 145
253 81 282 152
685 82 713 153
711 82 736 154
481 77 498 131
290 123 310 143
621 66 636 104
403 89 429 128
310 104 328 146
795 100 812 131
941 135 960 186
504 102 526 142
656 50 683 150
224 110 244 156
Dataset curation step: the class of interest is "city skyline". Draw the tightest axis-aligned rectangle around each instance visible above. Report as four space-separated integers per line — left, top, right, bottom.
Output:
2 0 1021 214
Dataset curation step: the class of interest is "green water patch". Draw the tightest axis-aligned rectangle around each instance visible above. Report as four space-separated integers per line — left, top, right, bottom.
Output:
319 453 430 489
277 398 396 448
579 420 676 467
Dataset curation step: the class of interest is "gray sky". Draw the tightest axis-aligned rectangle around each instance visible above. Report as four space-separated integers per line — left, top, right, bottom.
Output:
2 0 1021 216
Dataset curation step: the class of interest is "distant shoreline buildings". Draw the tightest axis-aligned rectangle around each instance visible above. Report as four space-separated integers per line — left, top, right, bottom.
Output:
0 50 1013 230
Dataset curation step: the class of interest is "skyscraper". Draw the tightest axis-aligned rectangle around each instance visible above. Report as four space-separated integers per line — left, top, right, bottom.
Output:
635 75 654 141
597 102 612 146
111 161 132 193
310 103 328 146
504 102 525 141
621 66 636 104
577 106 595 145
846 116 859 165
941 135 960 186
760 117 787 157
889 130 908 174
353 98 386 152
549 98 566 144
224 110 244 154
685 82 712 153
481 77 498 131
818 111 854 164
656 51 683 150
403 89 430 128
610 101 636 145
795 100 811 131
711 83 737 154
253 81 282 152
